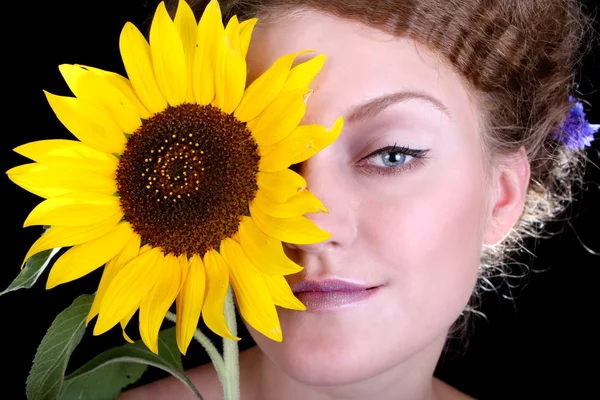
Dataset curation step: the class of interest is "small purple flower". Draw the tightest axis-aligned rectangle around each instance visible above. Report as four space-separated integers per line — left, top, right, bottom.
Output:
553 96 599 151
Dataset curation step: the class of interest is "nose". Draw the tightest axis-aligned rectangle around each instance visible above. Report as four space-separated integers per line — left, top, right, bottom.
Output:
284 149 358 255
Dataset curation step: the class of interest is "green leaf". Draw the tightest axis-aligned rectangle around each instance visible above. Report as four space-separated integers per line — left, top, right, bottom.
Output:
0 247 61 296
26 294 93 400
61 360 146 400
63 327 203 400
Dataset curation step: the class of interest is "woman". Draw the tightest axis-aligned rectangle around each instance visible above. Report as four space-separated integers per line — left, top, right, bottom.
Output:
117 0 598 399
3 0 596 398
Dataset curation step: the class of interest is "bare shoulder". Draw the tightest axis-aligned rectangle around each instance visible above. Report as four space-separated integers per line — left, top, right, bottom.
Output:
118 362 223 400
433 378 476 400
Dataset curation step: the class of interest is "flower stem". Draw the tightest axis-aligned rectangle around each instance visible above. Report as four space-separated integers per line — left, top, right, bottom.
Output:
222 285 240 400
164 311 226 379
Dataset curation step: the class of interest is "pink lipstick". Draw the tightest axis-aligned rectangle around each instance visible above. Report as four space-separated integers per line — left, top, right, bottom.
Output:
291 279 380 312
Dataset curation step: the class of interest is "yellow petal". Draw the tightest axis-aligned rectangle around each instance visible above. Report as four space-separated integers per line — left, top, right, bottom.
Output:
253 189 327 218
94 246 163 335
323 117 345 148
59 64 142 134
20 211 123 268
192 0 224 105
119 22 167 114
24 192 121 227
7 163 117 199
224 15 241 53
289 117 344 164
44 92 127 154
238 18 257 59
139 253 182 354
220 238 282 342
87 233 141 324
202 249 239 340
234 51 310 122
282 54 326 92
177 254 190 292
47 222 136 289
258 118 342 172
176 254 206 354
149 2 187 106
174 0 198 102
247 87 309 146
238 216 302 275
258 138 307 173
256 169 306 203
13 139 119 176
261 273 306 310
80 65 151 119
120 305 140 344
94 261 126 323
249 201 331 244
212 34 246 114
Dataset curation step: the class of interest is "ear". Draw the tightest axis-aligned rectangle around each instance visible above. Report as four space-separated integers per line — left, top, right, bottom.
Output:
483 146 531 245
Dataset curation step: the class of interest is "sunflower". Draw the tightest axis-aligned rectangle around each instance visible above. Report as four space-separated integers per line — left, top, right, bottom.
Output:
7 0 342 355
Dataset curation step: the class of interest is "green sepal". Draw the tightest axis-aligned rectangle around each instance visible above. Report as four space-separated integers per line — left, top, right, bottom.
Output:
0 248 61 297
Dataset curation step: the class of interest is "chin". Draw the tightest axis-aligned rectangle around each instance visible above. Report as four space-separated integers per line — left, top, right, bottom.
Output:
249 313 396 386
272 340 381 386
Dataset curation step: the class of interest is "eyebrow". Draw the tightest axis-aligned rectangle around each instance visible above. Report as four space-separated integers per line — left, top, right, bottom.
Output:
345 91 451 124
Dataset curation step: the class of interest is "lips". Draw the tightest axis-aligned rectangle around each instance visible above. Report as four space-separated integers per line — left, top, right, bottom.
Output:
291 279 376 293
291 279 381 312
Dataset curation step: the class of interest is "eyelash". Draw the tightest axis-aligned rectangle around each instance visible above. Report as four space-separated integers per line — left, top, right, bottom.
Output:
358 144 430 176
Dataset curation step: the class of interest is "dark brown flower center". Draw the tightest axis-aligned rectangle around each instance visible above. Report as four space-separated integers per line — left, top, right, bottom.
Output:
116 103 259 256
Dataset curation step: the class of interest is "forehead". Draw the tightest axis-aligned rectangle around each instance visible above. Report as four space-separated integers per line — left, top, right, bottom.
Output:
246 9 480 130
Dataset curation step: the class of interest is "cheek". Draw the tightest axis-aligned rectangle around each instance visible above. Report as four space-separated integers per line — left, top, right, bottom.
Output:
363 152 487 326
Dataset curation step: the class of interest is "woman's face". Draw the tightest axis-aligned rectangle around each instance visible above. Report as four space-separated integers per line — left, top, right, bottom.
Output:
245 10 492 385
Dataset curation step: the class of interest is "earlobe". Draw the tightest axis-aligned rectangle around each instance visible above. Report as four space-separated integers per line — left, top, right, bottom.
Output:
483 146 531 246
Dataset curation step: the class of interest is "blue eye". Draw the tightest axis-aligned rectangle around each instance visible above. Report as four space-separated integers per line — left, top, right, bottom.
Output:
378 151 412 167
359 145 430 176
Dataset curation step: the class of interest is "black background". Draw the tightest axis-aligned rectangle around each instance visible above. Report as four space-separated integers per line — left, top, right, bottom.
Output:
1 1 599 399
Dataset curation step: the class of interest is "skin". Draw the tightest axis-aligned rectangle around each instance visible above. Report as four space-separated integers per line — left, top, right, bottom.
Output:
121 9 530 400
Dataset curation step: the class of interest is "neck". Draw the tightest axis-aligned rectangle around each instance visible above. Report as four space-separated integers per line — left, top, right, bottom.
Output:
240 335 448 400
